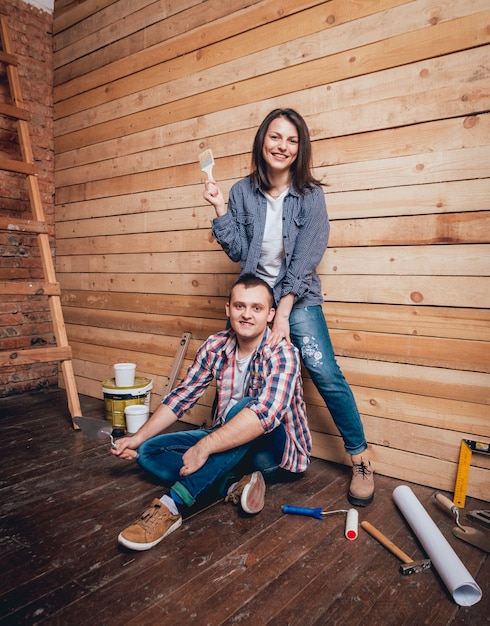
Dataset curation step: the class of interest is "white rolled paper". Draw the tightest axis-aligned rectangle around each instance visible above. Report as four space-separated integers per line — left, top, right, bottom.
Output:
393 485 482 606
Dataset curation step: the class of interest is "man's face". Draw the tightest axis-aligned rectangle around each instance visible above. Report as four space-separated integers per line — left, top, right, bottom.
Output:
226 284 275 343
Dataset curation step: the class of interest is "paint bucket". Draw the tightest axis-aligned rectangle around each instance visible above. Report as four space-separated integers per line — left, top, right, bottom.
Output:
102 376 152 429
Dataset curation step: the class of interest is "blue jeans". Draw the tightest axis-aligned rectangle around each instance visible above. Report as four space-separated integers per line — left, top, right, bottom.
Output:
289 305 367 455
137 398 291 509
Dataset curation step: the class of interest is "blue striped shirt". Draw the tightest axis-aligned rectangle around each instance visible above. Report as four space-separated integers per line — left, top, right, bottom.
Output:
163 327 311 473
212 176 330 307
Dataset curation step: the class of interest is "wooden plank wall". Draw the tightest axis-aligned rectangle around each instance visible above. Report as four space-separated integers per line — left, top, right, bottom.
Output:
52 0 490 500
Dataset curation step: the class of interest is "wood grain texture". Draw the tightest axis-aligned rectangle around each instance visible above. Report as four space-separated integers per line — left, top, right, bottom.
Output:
0 389 487 624
52 0 490 496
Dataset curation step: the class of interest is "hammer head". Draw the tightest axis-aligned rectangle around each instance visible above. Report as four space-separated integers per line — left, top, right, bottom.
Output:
399 559 432 575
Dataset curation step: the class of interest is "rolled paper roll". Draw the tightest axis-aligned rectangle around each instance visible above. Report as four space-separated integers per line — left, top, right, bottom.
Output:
393 485 482 606
345 508 358 540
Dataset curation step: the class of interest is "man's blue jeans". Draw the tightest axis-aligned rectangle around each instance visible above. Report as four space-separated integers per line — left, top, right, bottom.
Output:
137 398 290 509
289 305 367 456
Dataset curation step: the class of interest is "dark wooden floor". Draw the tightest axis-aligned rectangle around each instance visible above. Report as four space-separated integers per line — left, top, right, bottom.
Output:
0 387 488 625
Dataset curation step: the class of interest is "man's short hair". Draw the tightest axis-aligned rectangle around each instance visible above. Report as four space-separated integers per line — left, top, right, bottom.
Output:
230 274 274 307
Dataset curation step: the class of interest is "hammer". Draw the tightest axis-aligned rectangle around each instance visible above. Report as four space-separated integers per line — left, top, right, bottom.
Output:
361 520 431 575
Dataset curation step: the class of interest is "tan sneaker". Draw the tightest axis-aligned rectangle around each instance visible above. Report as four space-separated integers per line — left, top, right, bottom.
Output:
225 471 266 514
118 498 182 551
348 460 374 507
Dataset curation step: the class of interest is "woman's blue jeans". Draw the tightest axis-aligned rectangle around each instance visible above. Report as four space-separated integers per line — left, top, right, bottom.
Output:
289 305 367 456
137 398 290 509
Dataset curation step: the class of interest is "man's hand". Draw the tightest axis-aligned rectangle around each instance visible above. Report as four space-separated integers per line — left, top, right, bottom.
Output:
110 434 140 461
180 440 209 476
110 403 179 461
179 407 264 479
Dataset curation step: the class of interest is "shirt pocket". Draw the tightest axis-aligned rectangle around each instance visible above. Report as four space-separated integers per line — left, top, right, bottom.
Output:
287 209 306 250
236 212 255 239
247 370 264 395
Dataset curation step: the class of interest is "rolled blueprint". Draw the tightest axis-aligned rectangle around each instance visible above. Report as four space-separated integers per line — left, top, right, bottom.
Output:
393 485 482 606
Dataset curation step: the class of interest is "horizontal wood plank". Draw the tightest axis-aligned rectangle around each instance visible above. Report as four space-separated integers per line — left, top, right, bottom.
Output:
56 243 489 277
0 156 37 175
0 102 29 120
0 217 49 234
59 297 490 342
304 383 488 438
0 346 72 366
54 144 490 204
5 388 486 624
0 281 61 295
54 111 490 188
322 275 490 308
53 8 490 152
50 0 490 509
54 45 490 178
53 0 117 34
312 432 489 500
54 0 324 102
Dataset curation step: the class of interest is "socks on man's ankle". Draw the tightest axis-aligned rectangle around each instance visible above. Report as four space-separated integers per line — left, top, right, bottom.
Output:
227 482 238 496
161 478 241 513
159 493 179 515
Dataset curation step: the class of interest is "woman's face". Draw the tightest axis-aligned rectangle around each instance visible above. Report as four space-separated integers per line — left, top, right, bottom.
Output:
262 117 299 176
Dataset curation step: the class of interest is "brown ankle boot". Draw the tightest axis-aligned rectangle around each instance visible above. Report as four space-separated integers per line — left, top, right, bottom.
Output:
348 460 374 507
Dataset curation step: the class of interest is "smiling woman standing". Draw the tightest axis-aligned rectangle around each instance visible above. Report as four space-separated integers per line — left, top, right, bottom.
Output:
203 108 374 507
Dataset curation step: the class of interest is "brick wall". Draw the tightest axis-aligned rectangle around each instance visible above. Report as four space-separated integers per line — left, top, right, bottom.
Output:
0 0 56 396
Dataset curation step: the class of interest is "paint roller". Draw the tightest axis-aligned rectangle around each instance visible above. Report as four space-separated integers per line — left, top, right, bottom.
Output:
282 505 359 540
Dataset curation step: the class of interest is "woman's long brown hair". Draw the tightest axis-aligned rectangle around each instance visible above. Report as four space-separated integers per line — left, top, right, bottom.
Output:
250 108 322 193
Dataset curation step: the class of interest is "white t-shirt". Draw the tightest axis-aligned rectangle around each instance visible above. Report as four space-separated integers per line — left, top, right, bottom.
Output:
223 351 253 418
256 190 287 287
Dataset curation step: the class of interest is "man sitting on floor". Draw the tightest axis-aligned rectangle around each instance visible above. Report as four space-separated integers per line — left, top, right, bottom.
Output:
112 274 311 551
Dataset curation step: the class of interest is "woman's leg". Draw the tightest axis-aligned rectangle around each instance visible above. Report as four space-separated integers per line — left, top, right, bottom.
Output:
289 305 367 454
289 305 373 505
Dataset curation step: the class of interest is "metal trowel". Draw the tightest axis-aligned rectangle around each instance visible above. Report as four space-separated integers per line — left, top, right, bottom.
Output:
435 492 490 553
74 416 138 458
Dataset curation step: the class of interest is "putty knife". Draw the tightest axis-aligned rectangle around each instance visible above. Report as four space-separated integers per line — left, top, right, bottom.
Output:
435 492 490 552
74 416 138 459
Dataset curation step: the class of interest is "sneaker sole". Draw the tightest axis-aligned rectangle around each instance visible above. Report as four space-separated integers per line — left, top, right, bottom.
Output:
118 516 182 551
241 471 266 514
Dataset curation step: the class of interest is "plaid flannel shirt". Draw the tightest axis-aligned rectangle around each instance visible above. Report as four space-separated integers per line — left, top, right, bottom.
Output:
162 327 311 473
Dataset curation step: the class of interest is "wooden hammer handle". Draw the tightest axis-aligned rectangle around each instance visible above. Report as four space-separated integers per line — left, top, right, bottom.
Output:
361 521 412 564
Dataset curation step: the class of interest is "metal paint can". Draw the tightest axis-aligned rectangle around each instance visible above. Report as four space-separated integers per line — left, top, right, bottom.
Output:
101 376 152 429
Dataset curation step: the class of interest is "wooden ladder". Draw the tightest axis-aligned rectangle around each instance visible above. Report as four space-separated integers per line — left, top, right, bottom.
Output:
0 15 81 425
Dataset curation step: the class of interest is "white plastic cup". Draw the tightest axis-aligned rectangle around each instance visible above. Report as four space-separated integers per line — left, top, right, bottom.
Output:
114 363 136 387
125 404 149 434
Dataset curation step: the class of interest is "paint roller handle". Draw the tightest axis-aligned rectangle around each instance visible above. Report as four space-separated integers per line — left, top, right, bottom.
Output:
361 521 413 564
282 505 324 520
